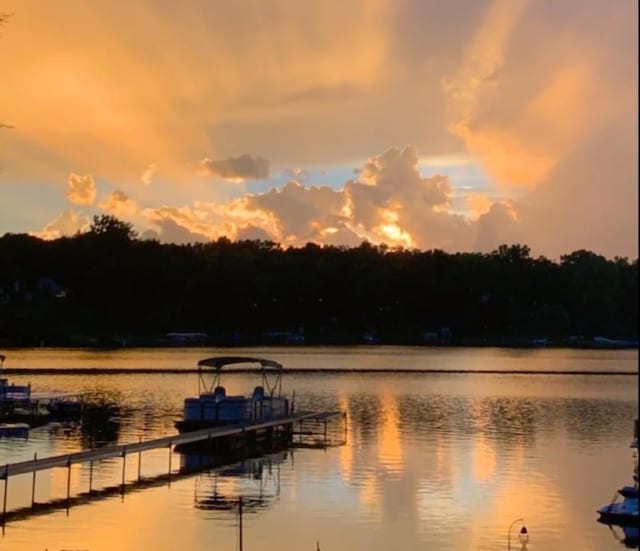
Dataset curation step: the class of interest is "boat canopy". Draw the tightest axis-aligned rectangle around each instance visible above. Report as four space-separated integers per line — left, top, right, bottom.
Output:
195 357 284 397
197 357 283 371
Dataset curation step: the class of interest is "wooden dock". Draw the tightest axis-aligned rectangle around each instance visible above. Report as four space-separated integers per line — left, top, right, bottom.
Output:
0 409 346 526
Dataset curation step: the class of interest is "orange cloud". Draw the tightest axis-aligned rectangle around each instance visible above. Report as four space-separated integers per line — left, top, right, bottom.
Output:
98 190 138 219
66 173 96 206
466 193 493 218
34 208 90 240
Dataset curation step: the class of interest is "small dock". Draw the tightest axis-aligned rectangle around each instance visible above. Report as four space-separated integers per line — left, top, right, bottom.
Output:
0 353 83 421
0 410 346 526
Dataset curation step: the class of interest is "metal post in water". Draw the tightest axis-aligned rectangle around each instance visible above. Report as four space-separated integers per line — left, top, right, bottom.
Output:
137 437 142 482
2 464 8 527
168 441 172 484
324 418 328 447
121 447 127 494
31 452 37 510
66 456 72 514
88 459 94 493
238 497 243 551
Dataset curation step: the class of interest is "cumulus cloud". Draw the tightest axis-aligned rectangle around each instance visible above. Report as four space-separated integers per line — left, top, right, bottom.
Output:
474 201 521 252
3 1 636 258
66 173 96 206
98 190 138 218
198 146 472 251
144 216 209 245
247 181 345 243
197 154 270 181
141 163 157 186
33 208 90 240
141 199 280 245
342 147 473 250
236 225 274 242
466 193 493 219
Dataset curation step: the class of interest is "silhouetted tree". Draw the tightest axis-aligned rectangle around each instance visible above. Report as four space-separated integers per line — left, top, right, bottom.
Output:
0 227 636 345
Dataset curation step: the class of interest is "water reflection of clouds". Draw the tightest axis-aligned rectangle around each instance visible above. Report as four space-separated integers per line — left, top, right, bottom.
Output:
341 388 637 548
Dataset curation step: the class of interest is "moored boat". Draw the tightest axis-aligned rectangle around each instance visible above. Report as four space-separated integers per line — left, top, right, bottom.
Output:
597 419 639 530
597 485 639 527
175 356 292 433
0 422 29 438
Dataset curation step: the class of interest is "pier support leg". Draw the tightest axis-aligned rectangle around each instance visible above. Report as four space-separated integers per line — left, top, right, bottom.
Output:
31 453 37 510
121 448 127 496
167 441 172 485
137 437 142 482
238 497 243 551
66 456 72 515
89 460 93 494
324 419 328 448
2 464 8 529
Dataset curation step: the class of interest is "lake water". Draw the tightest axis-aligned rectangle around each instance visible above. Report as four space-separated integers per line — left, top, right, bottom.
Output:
0 346 637 551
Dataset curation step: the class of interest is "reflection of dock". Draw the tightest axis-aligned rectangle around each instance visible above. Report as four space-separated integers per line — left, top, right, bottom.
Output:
193 451 287 513
292 411 347 449
0 410 346 525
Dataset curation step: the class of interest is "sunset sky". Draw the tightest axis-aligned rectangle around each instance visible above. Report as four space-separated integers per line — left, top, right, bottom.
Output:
0 0 637 259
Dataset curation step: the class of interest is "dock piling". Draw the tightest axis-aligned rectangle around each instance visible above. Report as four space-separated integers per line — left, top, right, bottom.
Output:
31 452 37 510
66 455 72 513
2 464 8 527
137 437 142 481
121 447 127 492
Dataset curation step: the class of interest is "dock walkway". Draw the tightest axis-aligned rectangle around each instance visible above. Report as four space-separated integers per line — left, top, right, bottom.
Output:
2 410 343 479
0 409 346 526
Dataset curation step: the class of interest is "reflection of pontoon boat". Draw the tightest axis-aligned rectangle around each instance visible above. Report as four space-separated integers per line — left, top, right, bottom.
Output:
607 524 640 549
175 357 292 433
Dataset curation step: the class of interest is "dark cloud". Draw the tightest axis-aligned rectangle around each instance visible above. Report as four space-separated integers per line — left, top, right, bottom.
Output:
198 154 270 180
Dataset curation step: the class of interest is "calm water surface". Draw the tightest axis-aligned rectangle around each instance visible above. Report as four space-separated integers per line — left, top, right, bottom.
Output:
0 346 637 551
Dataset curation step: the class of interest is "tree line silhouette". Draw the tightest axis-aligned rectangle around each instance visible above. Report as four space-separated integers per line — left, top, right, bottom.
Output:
0 215 637 346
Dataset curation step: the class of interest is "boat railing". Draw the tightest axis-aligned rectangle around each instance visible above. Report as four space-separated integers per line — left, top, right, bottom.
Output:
0 382 31 400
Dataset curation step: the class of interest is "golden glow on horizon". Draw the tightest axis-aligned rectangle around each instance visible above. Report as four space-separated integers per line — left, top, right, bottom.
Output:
374 208 415 249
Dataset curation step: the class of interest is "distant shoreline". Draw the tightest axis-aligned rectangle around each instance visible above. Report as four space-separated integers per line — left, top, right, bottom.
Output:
0 338 637 351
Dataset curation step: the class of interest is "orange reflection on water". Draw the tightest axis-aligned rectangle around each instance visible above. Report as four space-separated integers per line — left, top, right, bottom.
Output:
377 393 403 474
338 393 353 480
471 431 496 482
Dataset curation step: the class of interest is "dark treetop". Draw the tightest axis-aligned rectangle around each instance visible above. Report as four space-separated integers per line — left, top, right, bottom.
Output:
0 215 636 347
